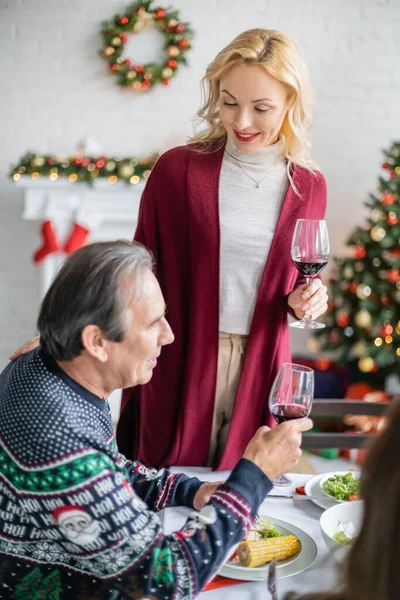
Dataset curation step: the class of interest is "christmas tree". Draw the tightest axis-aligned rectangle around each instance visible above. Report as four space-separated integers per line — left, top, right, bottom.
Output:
313 141 400 380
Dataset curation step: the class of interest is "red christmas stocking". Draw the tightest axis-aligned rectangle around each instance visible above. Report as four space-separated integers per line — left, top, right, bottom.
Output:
33 220 61 264
64 223 90 254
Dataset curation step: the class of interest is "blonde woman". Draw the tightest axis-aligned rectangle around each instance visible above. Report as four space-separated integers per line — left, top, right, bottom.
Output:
117 28 329 471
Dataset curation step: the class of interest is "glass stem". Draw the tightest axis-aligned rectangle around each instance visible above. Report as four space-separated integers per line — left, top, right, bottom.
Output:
303 277 312 323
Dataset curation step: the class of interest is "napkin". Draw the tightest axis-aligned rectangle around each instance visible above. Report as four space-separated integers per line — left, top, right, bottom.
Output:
203 575 245 592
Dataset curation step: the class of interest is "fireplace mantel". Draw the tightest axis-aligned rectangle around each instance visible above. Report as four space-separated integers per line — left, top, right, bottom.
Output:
17 176 145 421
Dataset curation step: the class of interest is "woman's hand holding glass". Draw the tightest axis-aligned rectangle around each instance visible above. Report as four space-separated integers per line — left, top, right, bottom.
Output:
287 278 328 322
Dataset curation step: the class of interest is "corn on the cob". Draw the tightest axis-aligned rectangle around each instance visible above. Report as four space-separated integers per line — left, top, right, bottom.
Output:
237 535 301 568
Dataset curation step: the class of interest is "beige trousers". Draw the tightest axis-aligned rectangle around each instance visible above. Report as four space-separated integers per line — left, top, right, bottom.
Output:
207 332 316 474
207 332 248 468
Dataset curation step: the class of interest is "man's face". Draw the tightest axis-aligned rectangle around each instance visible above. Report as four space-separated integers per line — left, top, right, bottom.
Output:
104 269 174 389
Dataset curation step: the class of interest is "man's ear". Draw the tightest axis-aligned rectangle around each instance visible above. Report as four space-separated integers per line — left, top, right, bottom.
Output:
81 325 108 362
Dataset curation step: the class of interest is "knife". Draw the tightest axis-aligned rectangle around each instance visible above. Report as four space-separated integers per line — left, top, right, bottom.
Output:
267 494 318 500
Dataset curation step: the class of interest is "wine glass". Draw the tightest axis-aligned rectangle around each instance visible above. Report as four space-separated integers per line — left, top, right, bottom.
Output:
269 363 314 485
290 219 330 329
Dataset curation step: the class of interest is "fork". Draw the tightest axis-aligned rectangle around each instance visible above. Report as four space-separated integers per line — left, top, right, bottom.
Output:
267 558 278 600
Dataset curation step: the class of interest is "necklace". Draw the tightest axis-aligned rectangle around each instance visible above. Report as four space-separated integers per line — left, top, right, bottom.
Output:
224 149 278 188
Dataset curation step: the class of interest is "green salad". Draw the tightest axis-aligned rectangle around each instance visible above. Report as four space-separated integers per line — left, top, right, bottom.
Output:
332 531 352 545
323 472 360 501
256 518 280 538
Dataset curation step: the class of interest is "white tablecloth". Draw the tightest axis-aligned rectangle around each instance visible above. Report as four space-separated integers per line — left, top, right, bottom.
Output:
160 467 342 599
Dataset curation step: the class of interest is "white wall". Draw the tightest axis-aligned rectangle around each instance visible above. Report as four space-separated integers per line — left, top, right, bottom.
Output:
1 0 400 367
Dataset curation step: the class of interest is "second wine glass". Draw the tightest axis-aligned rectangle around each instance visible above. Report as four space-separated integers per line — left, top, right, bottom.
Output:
269 363 314 486
290 219 330 329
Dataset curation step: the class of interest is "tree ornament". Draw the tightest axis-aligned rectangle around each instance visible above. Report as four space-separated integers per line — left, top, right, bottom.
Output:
352 340 366 357
306 337 320 353
100 1 193 91
381 193 395 205
354 246 366 259
356 284 371 299
370 225 386 242
336 311 350 328
343 265 354 278
387 212 398 226
371 207 385 222
387 269 400 284
355 309 372 328
329 330 341 343
358 356 374 373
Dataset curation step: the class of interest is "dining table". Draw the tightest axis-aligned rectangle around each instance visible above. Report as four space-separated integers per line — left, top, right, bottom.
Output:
159 467 343 599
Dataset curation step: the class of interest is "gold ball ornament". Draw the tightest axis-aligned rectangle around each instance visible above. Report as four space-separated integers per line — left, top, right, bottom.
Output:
358 356 374 373
355 309 372 328
370 226 386 242
372 258 381 267
168 18 178 26
307 338 320 353
395 166 400 175
31 156 45 167
352 340 366 358
118 163 134 178
104 160 116 172
343 266 354 279
162 67 173 79
126 71 137 80
371 208 387 222
132 81 143 91
111 37 122 46
168 46 180 57
103 46 115 57
356 284 372 299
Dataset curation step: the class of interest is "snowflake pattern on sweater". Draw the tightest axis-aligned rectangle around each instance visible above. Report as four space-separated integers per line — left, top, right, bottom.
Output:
0 349 272 599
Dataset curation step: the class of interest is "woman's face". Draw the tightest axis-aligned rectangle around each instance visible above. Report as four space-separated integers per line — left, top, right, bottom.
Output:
219 63 289 153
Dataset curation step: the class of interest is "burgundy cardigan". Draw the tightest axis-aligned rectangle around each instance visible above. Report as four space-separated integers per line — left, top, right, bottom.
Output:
117 145 327 470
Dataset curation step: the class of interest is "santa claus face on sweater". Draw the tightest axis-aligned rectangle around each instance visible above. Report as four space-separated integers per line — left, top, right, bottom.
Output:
219 63 289 153
52 506 101 546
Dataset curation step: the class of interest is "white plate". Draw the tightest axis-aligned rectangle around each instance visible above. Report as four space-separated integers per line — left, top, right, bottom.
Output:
304 473 339 510
219 516 317 581
319 471 361 503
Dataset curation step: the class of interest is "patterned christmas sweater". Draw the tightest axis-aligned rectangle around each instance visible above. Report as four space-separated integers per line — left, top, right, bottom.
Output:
0 349 272 599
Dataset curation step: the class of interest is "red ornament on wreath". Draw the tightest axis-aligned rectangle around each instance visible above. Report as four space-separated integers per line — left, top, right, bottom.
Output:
100 0 194 91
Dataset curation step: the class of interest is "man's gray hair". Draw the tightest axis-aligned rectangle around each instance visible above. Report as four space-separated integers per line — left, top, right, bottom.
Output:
37 240 154 360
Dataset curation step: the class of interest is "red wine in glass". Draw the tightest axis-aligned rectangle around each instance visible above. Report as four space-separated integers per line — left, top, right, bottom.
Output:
292 259 328 279
290 219 330 329
271 402 309 424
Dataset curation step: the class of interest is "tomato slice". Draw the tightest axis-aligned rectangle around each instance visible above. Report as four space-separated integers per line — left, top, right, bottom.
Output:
348 493 360 501
296 485 306 495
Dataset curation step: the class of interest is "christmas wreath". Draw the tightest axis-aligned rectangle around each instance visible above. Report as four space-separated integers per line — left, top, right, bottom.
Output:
100 0 193 91
10 151 159 186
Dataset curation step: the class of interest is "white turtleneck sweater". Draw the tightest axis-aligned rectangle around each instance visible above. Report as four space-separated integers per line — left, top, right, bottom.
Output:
219 136 289 334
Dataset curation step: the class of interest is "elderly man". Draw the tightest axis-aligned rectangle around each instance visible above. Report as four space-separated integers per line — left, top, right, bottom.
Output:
0 241 311 599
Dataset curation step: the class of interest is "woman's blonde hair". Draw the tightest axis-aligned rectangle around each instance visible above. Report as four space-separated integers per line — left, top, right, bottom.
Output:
189 28 318 173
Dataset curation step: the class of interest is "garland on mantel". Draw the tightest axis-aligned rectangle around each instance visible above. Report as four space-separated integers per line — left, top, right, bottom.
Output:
10 151 159 185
